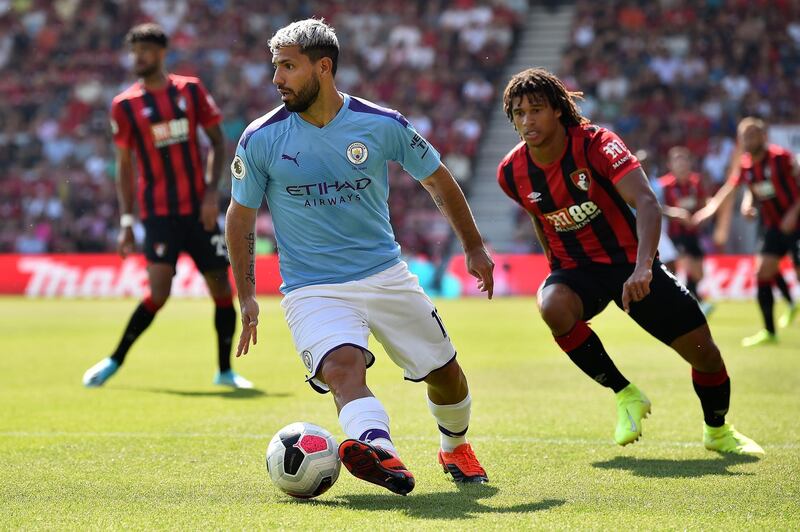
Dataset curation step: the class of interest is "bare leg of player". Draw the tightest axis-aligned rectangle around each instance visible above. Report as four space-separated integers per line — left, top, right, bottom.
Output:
321 346 415 495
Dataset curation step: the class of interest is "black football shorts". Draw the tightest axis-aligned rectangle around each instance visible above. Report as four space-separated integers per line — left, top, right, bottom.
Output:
671 234 704 259
760 227 800 266
143 215 229 273
543 259 707 345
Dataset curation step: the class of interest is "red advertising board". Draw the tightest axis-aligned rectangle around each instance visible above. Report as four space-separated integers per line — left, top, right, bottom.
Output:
0 254 796 300
0 254 282 298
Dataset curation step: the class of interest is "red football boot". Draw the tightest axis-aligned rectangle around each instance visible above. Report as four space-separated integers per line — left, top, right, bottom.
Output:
338 439 415 495
438 443 488 483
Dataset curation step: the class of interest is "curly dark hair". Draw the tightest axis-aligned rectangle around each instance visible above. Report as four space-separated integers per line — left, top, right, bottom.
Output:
503 67 588 127
125 23 168 48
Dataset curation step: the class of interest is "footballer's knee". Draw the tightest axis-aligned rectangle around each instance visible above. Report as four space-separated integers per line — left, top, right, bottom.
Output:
538 284 581 336
689 259 704 281
425 358 466 401
147 282 171 309
425 358 462 384
204 269 233 299
147 264 173 308
318 346 368 397
755 256 779 282
148 292 170 309
671 325 723 372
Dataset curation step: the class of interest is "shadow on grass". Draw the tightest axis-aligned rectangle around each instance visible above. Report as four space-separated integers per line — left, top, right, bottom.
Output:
291 483 565 520
592 454 760 478
117 386 286 400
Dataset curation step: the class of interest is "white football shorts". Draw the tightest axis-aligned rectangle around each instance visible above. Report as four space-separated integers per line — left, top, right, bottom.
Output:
280 261 456 393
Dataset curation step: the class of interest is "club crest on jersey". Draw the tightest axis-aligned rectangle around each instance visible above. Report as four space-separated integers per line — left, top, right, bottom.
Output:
301 350 313 371
231 155 246 180
346 142 368 165
570 169 592 191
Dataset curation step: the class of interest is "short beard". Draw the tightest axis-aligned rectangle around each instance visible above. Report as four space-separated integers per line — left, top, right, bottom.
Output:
135 64 159 78
284 74 320 113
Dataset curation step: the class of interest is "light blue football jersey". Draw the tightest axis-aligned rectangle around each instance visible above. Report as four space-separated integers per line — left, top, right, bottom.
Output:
231 93 441 293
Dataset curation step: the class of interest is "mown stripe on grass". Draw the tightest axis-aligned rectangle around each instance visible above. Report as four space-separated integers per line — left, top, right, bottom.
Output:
1 431 796 449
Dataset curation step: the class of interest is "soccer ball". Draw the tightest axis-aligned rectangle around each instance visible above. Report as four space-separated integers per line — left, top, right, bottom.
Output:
266 422 341 498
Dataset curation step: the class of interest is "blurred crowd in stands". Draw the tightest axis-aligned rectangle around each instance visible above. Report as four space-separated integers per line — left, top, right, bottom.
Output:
0 0 525 256
564 0 800 181
511 0 800 254
5 0 799 258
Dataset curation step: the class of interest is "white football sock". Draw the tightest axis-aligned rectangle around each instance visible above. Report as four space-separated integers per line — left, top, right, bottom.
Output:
338 396 396 454
428 393 471 452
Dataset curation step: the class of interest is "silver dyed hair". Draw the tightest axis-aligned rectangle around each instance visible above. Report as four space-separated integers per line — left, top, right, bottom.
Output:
268 18 339 63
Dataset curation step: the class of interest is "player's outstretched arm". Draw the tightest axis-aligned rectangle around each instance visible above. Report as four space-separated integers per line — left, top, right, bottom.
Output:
615 167 662 312
661 205 693 226
225 199 259 356
420 163 494 298
693 180 737 227
695 140 743 227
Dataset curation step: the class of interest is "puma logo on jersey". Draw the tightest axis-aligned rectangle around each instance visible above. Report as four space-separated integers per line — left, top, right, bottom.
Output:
282 151 300 167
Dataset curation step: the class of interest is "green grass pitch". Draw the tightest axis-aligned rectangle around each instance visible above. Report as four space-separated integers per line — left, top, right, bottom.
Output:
1 296 798 529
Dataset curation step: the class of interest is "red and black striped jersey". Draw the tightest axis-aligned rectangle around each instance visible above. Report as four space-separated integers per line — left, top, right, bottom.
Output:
497 124 641 270
658 172 706 238
731 144 800 230
110 74 222 219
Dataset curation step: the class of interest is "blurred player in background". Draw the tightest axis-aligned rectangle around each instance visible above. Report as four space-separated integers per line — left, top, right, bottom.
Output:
739 172 797 330
695 117 800 346
497 68 763 455
83 23 252 389
658 146 713 315
226 19 494 495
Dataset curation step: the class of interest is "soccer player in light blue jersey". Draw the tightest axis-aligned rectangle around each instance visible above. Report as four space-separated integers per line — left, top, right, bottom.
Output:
225 19 495 495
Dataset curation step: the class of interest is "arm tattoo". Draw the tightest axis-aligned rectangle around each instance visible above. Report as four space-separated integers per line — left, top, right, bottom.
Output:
245 232 255 285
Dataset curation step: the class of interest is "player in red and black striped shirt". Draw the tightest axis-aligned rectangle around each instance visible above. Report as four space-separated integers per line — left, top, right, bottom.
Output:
83 23 251 389
695 117 800 345
498 68 762 455
658 146 709 308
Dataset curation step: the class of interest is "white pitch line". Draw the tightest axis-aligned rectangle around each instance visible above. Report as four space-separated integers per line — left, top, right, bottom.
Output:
0 431 797 449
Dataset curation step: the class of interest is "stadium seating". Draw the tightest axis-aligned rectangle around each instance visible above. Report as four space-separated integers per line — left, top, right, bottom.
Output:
0 0 525 255
563 0 800 185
